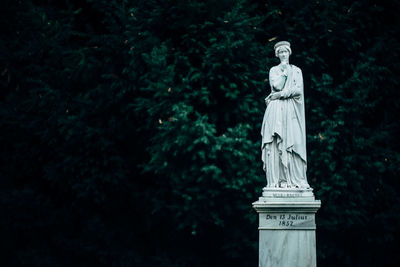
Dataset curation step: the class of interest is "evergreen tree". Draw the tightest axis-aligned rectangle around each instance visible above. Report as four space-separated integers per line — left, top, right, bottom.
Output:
0 0 399 266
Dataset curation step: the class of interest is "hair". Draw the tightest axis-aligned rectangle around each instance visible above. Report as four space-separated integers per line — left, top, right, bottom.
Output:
275 45 292 57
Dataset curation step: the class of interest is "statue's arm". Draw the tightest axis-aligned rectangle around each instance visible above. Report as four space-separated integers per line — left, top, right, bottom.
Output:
269 67 286 91
280 68 303 99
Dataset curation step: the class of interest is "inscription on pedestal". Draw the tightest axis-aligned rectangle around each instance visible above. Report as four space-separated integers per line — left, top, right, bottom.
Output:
259 213 315 230
272 193 302 198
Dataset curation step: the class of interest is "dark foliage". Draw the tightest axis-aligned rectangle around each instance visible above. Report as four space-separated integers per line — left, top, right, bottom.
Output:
0 0 399 266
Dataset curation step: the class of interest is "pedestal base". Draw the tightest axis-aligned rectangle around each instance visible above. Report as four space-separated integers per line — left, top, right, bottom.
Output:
259 230 316 267
253 188 321 267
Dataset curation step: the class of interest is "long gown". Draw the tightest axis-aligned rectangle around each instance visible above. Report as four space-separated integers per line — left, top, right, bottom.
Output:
261 64 310 188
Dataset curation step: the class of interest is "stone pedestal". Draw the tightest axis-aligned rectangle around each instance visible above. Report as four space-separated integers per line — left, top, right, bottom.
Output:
253 188 321 267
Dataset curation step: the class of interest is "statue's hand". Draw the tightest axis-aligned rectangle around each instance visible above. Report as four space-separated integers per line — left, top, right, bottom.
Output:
269 92 281 100
280 63 288 76
265 95 271 106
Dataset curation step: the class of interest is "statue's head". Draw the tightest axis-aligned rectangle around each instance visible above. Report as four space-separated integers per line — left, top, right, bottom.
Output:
274 41 292 61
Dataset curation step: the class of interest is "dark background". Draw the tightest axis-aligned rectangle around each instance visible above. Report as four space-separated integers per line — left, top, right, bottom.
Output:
1 0 399 266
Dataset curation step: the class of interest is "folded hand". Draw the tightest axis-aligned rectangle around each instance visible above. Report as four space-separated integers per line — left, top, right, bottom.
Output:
269 92 281 100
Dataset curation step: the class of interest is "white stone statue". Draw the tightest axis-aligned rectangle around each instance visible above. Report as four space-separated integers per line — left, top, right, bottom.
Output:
261 41 310 189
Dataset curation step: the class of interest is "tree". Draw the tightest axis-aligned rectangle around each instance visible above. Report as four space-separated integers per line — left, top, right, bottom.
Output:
0 0 399 266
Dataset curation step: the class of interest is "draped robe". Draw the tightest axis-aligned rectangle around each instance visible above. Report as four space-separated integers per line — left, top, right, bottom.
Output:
261 64 310 188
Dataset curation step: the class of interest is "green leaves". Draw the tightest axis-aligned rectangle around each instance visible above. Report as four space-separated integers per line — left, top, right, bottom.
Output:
1 0 400 266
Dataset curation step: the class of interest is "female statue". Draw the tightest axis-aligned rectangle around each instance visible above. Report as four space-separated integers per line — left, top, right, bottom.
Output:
261 41 310 188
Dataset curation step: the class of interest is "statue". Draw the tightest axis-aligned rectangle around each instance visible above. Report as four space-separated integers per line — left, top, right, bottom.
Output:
261 41 310 189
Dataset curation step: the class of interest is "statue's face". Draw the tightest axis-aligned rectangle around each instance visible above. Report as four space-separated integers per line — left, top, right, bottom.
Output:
278 48 289 62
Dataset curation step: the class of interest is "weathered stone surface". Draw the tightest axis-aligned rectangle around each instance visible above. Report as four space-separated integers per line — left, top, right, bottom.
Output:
255 41 321 267
253 191 321 267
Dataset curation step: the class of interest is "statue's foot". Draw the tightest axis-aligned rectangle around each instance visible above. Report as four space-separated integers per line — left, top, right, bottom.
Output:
296 184 311 189
300 183 311 189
